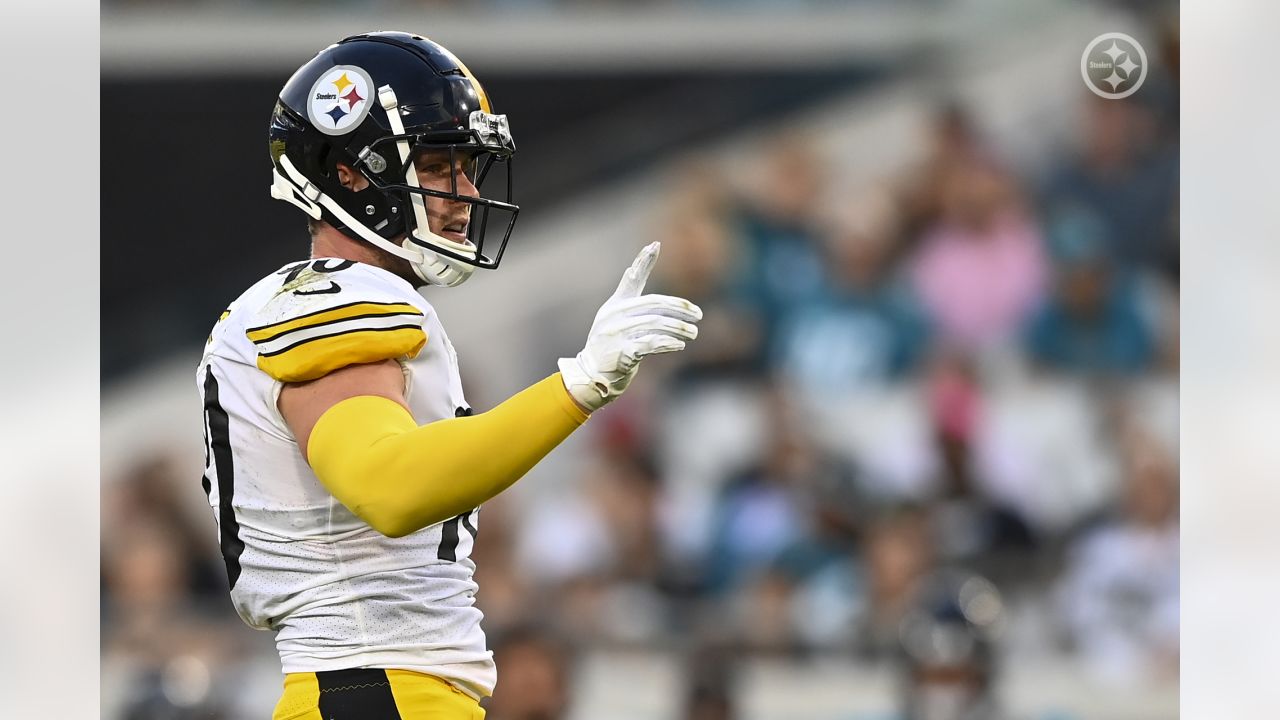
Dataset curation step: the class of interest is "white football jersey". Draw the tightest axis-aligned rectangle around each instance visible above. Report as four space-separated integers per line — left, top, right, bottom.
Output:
196 258 494 699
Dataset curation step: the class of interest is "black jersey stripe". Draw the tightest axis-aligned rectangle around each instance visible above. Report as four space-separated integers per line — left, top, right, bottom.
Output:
257 323 425 358
438 510 478 563
245 299 420 333
460 510 478 545
249 309 422 345
202 368 245 589
439 513 462 562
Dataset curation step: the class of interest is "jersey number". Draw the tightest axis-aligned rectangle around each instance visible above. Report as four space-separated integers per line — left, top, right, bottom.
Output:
278 259 355 296
201 367 245 589
438 510 478 562
437 408 477 561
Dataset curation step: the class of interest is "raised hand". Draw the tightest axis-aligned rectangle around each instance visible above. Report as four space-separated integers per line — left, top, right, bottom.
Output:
558 242 702 412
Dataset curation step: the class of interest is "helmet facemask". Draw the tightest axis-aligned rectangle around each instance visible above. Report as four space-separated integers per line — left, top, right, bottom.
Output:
358 90 518 287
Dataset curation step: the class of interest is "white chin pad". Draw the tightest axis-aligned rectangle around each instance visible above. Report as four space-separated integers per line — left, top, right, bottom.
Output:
423 231 478 260
406 232 477 288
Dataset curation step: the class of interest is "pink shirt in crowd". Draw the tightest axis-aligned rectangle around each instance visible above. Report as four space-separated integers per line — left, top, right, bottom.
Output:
911 214 1047 351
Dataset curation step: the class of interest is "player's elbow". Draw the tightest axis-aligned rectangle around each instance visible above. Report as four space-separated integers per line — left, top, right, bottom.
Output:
316 454 427 537
357 503 420 538
374 521 416 539
325 460 459 538
356 497 456 538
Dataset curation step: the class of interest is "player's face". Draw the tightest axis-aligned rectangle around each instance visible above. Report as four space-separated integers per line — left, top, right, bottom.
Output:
413 148 480 247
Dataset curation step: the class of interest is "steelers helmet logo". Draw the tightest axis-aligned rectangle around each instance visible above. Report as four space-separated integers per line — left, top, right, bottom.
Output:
1080 33 1148 100
307 65 375 135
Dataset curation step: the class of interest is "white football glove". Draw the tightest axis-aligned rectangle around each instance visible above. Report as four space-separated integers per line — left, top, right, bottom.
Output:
558 242 702 412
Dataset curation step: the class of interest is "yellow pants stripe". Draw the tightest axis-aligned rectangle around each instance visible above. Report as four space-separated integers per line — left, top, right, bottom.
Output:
273 672 323 720
386 670 485 719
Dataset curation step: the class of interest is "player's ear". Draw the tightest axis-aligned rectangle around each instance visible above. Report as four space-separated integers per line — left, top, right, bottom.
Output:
335 163 369 192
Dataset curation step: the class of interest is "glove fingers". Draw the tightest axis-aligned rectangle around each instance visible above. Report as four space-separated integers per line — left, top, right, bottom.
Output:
610 294 703 322
632 334 686 358
654 316 699 341
633 304 701 324
597 306 699 332
611 242 661 299
615 315 698 342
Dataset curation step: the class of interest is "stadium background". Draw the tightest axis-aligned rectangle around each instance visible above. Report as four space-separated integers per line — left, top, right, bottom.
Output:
101 1 1179 718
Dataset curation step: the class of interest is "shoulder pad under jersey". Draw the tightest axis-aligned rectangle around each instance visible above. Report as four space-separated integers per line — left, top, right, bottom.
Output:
246 259 427 382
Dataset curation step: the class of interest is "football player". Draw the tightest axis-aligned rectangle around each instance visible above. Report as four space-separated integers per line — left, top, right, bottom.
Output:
197 32 701 719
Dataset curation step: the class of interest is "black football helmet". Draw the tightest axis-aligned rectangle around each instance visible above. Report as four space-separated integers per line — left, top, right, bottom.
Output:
269 32 517 287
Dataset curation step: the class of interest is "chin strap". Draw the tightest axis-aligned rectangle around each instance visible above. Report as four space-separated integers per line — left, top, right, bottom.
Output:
271 157 421 266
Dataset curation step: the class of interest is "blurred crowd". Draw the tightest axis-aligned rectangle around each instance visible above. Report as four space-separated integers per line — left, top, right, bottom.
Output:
102 26 1179 720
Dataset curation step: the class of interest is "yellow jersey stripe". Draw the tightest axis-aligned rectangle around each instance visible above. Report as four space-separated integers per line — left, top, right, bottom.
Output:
257 325 427 383
250 309 422 346
246 301 422 343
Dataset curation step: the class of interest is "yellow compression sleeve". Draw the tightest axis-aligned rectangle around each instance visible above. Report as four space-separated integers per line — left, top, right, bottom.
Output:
307 373 590 537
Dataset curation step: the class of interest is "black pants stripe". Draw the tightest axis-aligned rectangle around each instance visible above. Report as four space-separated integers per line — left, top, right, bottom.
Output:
316 669 402 719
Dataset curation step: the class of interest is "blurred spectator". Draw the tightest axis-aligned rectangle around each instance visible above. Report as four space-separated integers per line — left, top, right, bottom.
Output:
486 625 574 720
103 454 225 602
733 568 802 654
704 386 870 655
1040 96 1178 279
515 449 673 646
682 644 738 720
471 497 538 637
896 570 1007 720
592 451 667 584
705 464 806 594
1057 429 1179 684
653 182 767 385
102 448 283 720
923 354 1039 588
756 502 941 662
899 103 997 249
910 159 1048 356
102 454 243 665
729 133 828 354
684 680 735 720
705 386 862 596
972 376 1124 536
1024 207 1157 376
103 518 196 658
117 655 231 720
773 185 930 399
843 504 937 660
104 514 250 720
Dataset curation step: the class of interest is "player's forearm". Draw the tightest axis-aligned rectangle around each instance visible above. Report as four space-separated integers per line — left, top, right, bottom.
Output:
307 373 589 537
